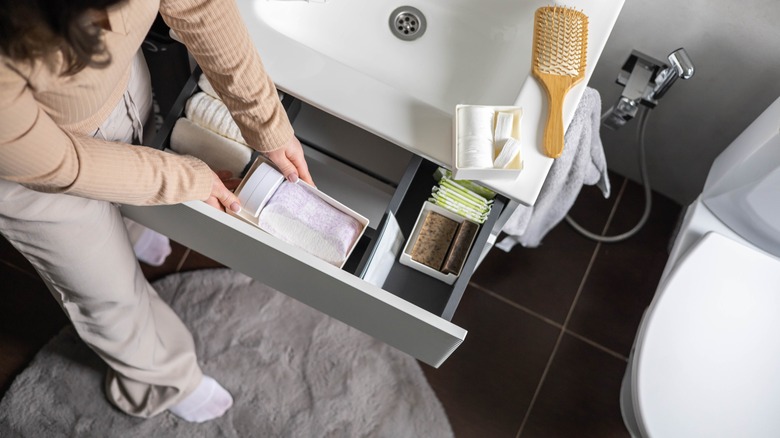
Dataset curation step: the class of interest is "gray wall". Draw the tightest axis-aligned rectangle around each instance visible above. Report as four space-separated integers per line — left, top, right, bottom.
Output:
589 0 780 205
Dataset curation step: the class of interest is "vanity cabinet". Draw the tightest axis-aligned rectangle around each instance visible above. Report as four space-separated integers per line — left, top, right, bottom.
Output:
122 68 508 367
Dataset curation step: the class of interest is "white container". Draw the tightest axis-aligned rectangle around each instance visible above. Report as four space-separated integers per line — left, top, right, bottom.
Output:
230 157 369 268
452 104 524 181
399 201 477 285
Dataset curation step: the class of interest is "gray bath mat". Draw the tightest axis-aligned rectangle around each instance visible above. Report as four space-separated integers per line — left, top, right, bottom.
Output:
0 269 453 437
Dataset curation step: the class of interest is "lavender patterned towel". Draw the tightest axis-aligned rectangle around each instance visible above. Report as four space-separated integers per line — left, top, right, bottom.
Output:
258 182 362 266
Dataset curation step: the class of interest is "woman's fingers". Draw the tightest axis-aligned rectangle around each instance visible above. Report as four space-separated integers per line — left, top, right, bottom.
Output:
265 136 314 186
208 171 241 213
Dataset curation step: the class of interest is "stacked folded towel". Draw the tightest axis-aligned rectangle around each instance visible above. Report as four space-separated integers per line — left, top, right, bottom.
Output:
185 92 247 145
171 118 253 177
169 76 254 176
258 181 362 266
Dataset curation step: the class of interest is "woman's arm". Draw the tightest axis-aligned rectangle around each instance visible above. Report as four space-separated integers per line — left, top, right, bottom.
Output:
159 0 312 184
0 61 213 205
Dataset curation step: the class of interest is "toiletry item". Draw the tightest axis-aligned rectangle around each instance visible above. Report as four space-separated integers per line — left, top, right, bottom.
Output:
428 172 493 224
532 6 588 159
442 220 479 275
258 181 363 267
433 167 497 200
452 105 524 180
494 137 522 169
494 112 514 147
237 163 285 217
411 211 459 270
457 106 496 169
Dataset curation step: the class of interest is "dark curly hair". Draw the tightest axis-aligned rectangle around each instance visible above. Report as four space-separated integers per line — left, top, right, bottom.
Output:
0 0 127 75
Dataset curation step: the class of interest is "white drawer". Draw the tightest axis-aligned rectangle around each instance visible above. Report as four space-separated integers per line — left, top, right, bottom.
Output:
123 69 506 367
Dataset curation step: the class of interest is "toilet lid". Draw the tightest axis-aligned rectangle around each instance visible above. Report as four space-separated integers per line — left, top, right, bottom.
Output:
635 232 780 437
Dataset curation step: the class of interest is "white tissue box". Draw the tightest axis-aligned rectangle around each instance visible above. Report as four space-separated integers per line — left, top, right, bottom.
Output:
452 104 524 181
230 157 369 268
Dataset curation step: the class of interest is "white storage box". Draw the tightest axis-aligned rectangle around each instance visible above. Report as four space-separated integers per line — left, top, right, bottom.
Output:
230 157 369 268
452 104 524 181
399 201 478 285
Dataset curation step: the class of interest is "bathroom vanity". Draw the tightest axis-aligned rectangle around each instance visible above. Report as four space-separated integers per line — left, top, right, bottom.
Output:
123 0 624 367
123 71 506 367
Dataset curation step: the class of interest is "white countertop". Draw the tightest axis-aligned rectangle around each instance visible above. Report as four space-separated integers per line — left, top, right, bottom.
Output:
238 0 624 205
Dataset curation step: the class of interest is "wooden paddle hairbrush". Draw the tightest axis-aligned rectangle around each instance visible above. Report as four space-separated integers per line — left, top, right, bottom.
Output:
532 6 588 158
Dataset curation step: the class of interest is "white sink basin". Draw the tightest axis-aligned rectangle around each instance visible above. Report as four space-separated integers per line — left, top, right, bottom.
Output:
255 1 534 113
237 0 624 205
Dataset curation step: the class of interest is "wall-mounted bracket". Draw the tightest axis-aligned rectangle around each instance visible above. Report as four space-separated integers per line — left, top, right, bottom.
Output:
602 48 694 130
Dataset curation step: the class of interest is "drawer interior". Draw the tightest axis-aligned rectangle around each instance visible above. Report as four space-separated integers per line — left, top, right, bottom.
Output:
358 157 506 321
152 66 505 323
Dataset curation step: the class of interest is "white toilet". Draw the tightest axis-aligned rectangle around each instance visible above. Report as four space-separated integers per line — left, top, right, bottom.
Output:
620 95 780 437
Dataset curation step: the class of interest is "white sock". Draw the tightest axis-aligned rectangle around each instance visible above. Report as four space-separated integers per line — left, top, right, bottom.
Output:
168 376 233 423
123 218 172 266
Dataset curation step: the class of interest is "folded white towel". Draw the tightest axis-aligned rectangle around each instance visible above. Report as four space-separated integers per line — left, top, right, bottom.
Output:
258 182 362 266
197 75 220 100
185 92 247 145
170 117 253 177
497 87 611 250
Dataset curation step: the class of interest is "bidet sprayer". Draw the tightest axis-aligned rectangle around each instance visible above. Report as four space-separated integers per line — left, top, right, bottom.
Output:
602 48 695 130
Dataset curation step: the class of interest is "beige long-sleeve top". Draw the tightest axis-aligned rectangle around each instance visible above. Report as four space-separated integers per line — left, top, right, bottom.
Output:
0 0 294 205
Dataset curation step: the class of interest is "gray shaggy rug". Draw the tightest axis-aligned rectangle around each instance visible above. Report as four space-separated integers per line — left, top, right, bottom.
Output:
0 269 453 437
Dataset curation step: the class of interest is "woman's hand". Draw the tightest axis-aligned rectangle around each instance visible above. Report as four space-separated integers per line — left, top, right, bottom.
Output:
264 135 314 186
205 170 242 213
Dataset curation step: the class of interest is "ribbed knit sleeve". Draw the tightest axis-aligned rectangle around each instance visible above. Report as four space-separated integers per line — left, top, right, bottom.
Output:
0 62 213 205
159 0 295 153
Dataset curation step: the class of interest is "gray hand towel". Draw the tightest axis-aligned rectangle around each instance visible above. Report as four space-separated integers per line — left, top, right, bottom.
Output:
497 87 610 250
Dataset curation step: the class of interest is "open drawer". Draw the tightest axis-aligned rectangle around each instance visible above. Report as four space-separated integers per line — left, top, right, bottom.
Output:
122 69 506 367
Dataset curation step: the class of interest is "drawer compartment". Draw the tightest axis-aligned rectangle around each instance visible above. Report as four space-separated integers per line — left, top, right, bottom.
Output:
124 68 505 367
357 157 506 321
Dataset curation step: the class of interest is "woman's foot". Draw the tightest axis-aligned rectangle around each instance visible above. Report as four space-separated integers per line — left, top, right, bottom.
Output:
123 218 172 266
168 375 233 423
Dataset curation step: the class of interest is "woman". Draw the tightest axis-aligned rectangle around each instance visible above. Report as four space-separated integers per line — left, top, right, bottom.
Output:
0 0 312 423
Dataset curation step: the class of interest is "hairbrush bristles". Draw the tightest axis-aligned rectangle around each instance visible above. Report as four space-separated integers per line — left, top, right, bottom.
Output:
533 6 588 78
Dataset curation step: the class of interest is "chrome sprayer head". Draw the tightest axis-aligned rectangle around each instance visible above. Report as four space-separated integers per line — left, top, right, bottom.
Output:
602 48 695 130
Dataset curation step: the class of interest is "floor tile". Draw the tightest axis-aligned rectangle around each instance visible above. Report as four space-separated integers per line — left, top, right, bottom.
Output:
520 334 629 438
566 172 625 233
472 175 623 324
567 181 682 356
472 225 593 324
421 287 560 438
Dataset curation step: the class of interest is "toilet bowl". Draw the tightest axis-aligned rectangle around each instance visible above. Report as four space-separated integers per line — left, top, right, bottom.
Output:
621 95 780 437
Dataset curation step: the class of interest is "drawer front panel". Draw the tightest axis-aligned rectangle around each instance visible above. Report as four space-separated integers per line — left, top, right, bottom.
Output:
122 200 466 367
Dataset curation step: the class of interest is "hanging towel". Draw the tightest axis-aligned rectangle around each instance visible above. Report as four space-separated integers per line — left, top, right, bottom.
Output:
170 117 253 177
497 87 610 251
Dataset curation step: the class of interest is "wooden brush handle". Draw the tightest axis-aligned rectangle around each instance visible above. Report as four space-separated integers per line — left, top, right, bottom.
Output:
541 76 575 159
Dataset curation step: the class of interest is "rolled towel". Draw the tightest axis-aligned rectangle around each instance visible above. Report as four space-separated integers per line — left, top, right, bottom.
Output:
185 92 247 145
197 75 220 100
258 181 362 266
170 117 253 177
457 106 495 169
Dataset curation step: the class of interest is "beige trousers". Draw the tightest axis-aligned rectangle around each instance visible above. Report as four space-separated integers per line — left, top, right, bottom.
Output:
0 52 202 418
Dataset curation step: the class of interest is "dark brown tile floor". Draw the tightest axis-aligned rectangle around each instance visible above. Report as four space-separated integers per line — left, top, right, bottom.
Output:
0 175 681 437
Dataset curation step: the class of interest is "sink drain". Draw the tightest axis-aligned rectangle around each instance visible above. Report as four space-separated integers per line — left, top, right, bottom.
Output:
389 6 426 41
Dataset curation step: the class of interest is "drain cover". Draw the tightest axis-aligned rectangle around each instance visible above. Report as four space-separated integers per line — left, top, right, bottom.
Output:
389 6 426 41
